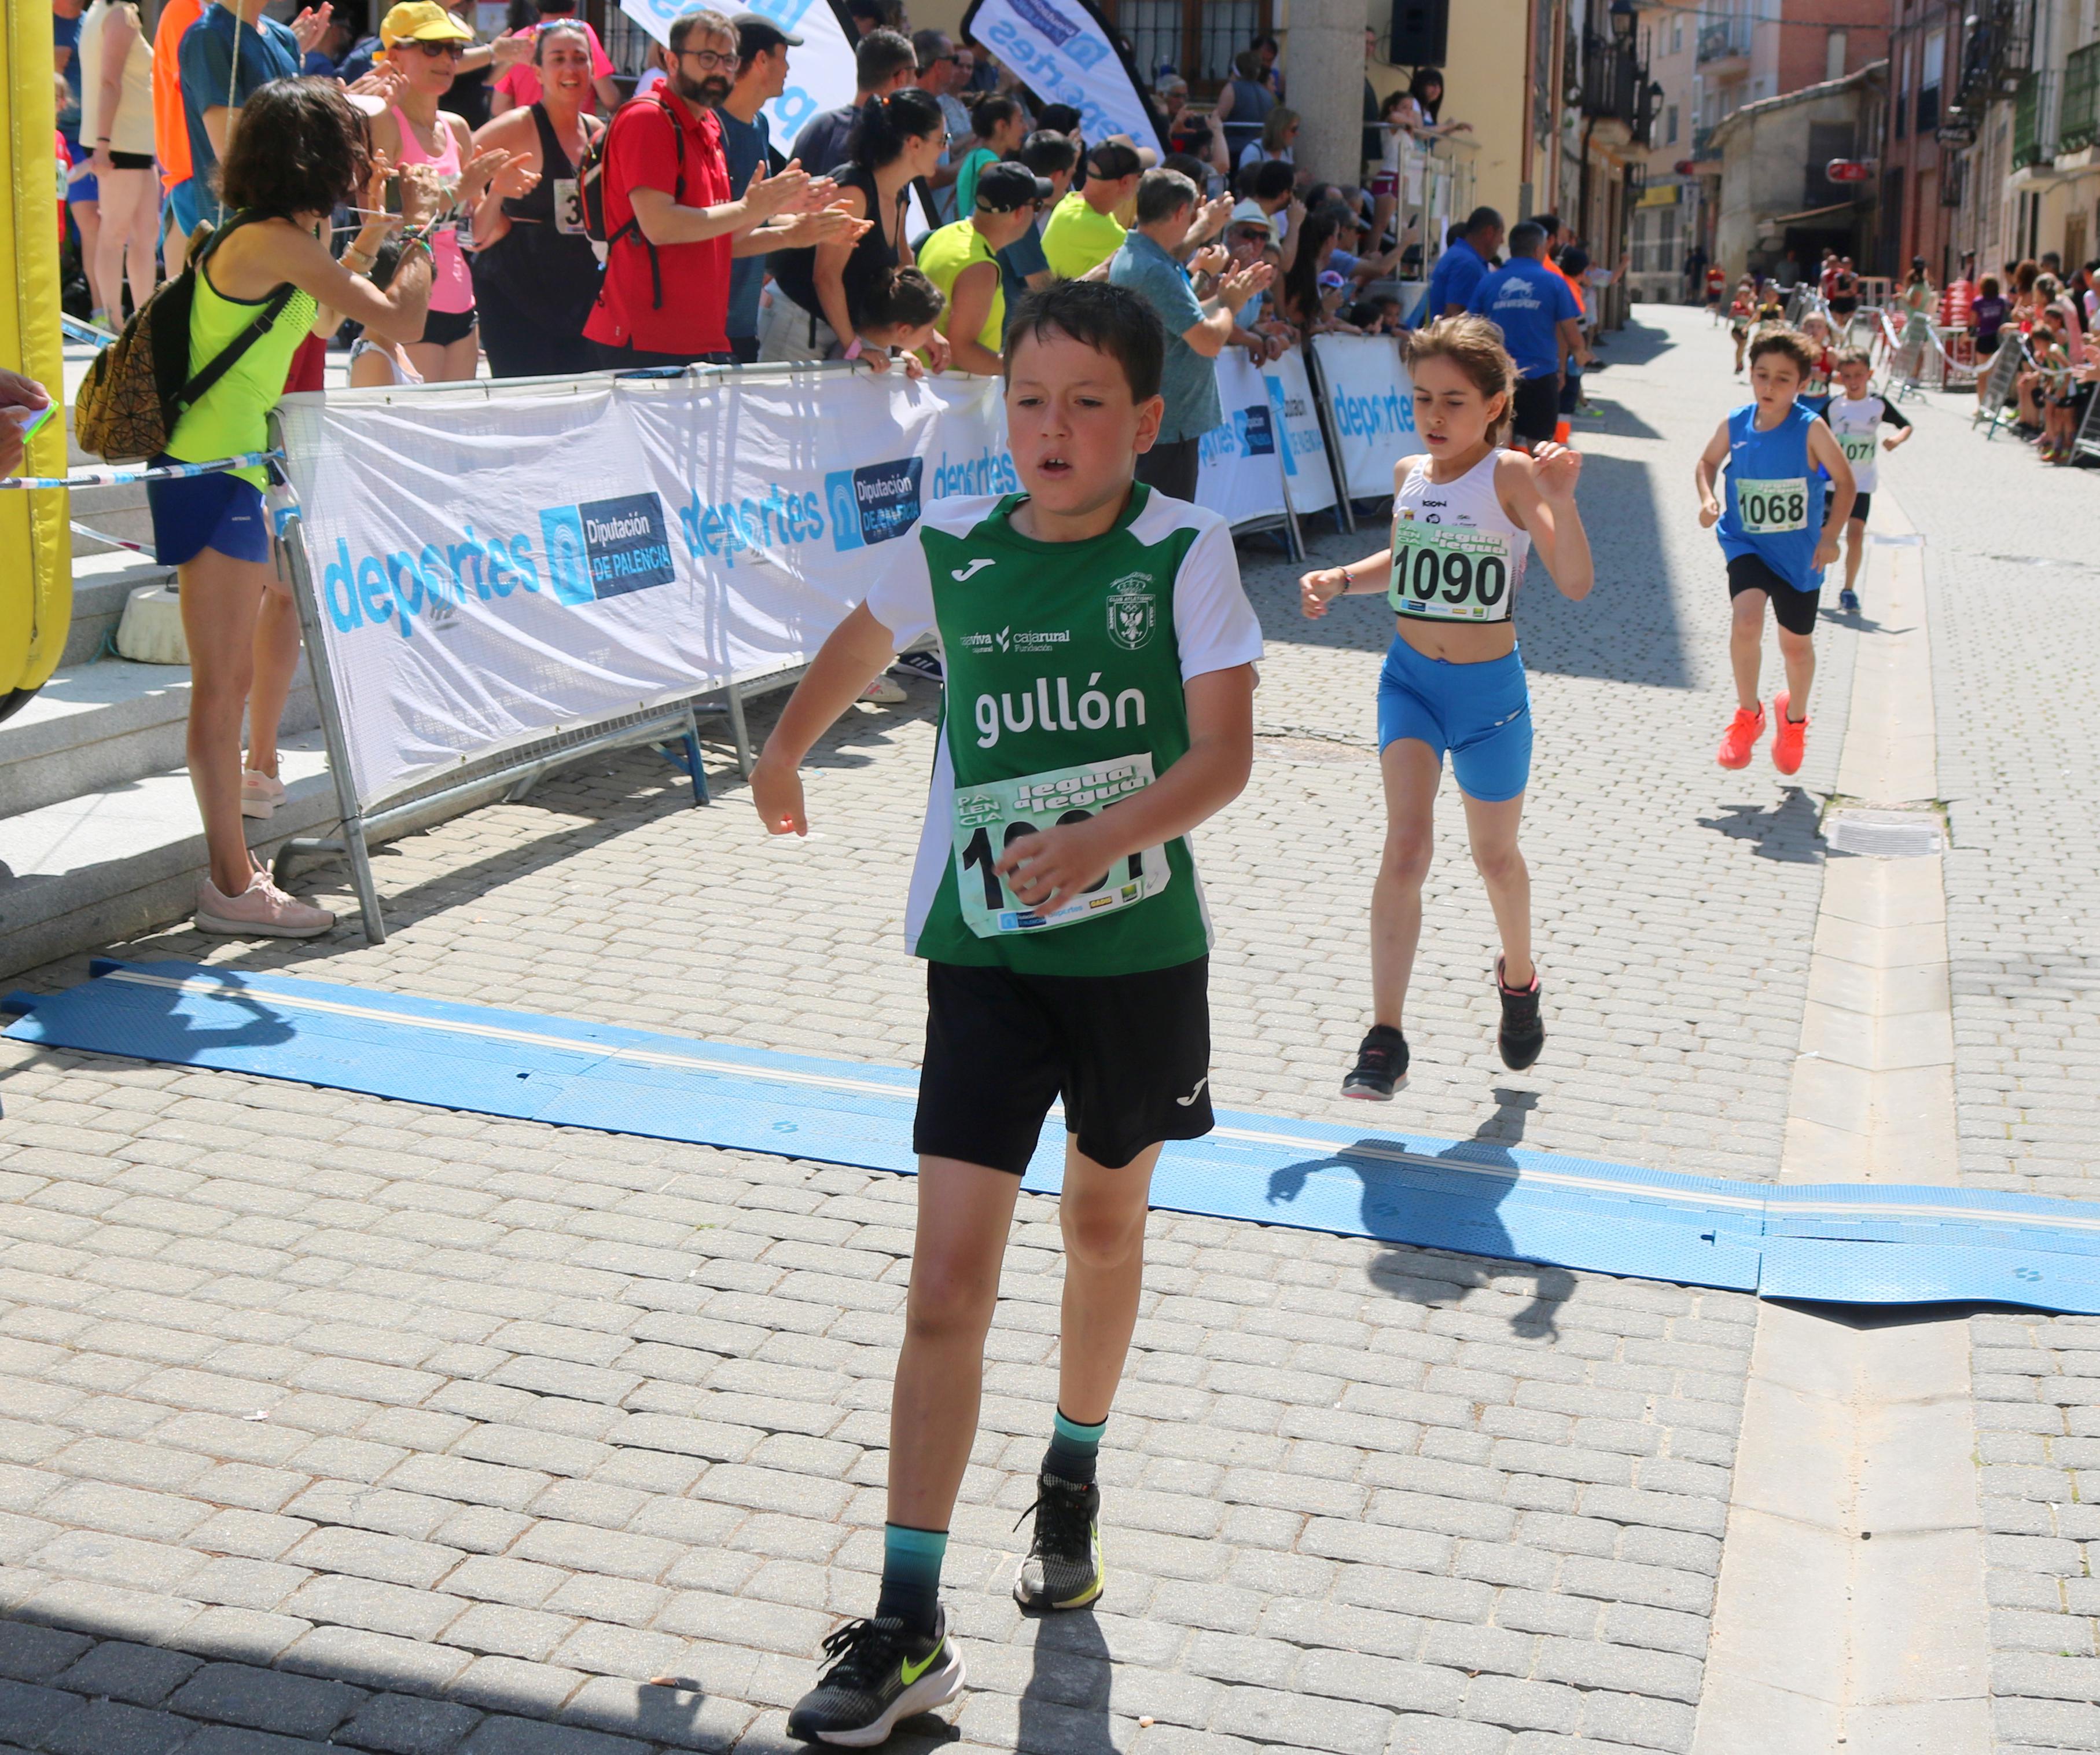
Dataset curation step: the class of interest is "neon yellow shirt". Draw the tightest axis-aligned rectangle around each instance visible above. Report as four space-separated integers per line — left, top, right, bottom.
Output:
1041 190 1126 281
917 221 1003 355
167 251 317 489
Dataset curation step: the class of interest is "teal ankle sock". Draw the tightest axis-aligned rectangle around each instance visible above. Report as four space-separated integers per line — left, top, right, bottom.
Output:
1043 1408 1106 1485
875 1523 946 1635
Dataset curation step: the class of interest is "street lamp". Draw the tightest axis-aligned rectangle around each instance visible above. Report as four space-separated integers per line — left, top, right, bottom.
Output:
1609 0 1636 43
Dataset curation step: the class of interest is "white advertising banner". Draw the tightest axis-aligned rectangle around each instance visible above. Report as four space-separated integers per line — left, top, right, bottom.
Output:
961 0 1162 151
1260 347 1337 516
1311 332 1424 501
278 371 1014 810
616 0 855 150
1194 350 1288 528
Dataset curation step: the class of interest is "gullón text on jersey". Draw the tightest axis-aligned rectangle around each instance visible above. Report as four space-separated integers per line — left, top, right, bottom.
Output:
972 674 1150 747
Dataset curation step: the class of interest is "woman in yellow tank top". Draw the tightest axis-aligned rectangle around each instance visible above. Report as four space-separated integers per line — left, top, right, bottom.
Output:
915 162 1049 375
146 78 479 938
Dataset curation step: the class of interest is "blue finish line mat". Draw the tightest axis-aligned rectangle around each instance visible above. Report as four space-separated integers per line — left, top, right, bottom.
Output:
9 959 2100 1315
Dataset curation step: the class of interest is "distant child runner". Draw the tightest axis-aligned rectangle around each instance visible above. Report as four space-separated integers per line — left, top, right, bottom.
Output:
1797 310 1835 413
1822 344 1911 612
1697 326 1856 772
1729 279 1755 372
751 279 1263 1746
1299 315 1594 1098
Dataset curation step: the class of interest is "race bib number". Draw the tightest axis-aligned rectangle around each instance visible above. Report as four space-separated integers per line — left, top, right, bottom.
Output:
952 755 1170 938
553 177 585 236
1838 432 1877 467
1386 523 1517 623
1734 476 1809 533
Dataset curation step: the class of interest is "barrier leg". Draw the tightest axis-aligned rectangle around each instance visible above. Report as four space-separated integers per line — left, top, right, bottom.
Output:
725 682 753 779
278 504 387 943
681 704 709 806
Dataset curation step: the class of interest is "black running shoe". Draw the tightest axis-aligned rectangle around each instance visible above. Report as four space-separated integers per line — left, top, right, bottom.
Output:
1496 958 1544 1071
786 1613 964 1747
1013 1471 1104 1611
890 649 944 684
1341 1025 1409 1100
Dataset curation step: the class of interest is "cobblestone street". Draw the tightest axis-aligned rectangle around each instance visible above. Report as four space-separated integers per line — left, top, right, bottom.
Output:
0 302 2091 1753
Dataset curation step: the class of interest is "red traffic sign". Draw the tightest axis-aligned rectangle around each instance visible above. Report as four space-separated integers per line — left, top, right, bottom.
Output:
1825 159 1873 182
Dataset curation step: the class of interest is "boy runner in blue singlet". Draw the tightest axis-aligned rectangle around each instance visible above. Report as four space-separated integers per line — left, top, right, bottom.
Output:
1823 346 1911 614
1697 326 1856 775
750 280 1262 1747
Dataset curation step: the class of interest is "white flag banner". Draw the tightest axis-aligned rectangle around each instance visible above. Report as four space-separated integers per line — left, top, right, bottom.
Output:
615 0 857 149
1310 332 1424 501
1194 350 1288 528
962 0 1161 151
278 370 1014 810
1260 347 1337 516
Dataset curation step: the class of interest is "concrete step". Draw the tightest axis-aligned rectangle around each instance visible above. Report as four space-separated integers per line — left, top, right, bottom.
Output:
61 552 175 667
0 654 318 820
0 732 340 978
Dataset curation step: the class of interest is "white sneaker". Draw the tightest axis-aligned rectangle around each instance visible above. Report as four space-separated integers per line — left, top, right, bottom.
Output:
241 769 287 820
195 871 334 938
859 676 907 704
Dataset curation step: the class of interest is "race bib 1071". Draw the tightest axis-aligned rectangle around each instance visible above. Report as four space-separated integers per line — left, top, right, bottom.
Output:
951 755 1170 938
1386 523 1517 623
1734 476 1810 533
1838 432 1877 467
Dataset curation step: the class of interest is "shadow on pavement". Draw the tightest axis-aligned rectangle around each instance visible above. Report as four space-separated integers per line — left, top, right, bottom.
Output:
1521 452 1690 688
1587 317 1682 367
1014 1610 1115 1753
1697 786 1824 864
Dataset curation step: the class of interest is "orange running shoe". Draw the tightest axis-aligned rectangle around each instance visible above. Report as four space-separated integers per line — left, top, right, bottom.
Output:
1772 691 1808 774
1717 703 1766 769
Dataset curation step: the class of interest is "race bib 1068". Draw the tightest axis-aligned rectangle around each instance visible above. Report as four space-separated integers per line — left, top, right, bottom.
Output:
1386 523 1517 623
951 755 1170 938
1734 476 1809 533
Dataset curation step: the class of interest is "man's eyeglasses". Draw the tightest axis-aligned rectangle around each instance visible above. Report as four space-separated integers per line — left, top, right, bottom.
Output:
676 46 733 68
411 39 465 57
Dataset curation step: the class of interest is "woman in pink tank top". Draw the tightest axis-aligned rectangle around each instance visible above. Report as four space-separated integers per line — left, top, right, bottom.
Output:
370 9 515 380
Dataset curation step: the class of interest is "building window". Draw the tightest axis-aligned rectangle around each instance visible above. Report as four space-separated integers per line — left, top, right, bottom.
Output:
1667 102 1679 144
1918 28 1943 132
1826 28 1848 82
1099 0 1270 90
1895 39 1908 136
1672 15 1683 54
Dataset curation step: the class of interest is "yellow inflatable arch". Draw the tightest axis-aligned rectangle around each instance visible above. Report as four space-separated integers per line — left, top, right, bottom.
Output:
2 0 73 721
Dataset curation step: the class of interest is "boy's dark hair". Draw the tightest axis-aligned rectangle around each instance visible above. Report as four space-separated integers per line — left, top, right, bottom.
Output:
853 28 916 91
218 76 369 216
1831 346 1871 369
860 265 945 332
1748 326 1817 377
1245 159 1294 202
1004 280 1164 403
970 93 1019 137
1019 129 1079 177
1087 141 1142 181
1037 102 1082 134
1134 167 1198 226
1160 150 1211 188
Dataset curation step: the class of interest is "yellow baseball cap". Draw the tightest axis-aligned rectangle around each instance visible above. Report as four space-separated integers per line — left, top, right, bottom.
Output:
380 2 473 47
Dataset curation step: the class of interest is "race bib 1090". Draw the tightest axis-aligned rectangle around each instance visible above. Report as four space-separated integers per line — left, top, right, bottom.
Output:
1386 523 1517 623
1734 476 1809 533
951 755 1170 938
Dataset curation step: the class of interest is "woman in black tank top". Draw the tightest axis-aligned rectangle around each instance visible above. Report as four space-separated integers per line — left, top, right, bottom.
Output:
468 25 604 378
761 87 948 368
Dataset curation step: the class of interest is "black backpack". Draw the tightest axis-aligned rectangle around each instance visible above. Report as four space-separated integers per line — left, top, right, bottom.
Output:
578 93 686 310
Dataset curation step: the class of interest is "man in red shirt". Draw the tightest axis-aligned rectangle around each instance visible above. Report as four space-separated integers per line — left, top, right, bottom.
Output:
585 6 864 368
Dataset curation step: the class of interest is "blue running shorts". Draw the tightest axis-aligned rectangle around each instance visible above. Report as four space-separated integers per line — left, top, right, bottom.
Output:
146 463 271 567
1376 635 1533 803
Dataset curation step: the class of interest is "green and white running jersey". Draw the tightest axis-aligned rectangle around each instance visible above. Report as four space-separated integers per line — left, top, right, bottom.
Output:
864 485 1263 976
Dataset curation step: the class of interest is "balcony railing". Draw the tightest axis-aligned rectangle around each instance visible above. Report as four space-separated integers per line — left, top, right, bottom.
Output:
1581 34 1646 127
2012 70 2056 168
1691 124 1716 161
2060 41 2100 155
1696 19 1752 65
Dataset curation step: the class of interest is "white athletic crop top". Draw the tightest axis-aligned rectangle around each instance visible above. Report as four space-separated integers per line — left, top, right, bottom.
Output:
1387 447 1530 625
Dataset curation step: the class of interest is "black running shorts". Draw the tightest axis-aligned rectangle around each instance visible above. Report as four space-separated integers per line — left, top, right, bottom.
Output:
1848 491 1872 526
1511 373 1560 446
1728 553 1821 636
914 957 1215 1176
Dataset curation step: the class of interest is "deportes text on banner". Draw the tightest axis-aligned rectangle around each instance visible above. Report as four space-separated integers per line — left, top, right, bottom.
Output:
275 371 1016 811
1194 350 1287 528
617 0 855 150
961 0 1162 151
1310 332 1422 501
1261 347 1337 516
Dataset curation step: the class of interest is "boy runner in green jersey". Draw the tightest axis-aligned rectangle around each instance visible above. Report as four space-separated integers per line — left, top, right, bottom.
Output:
751 279 1263 1747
